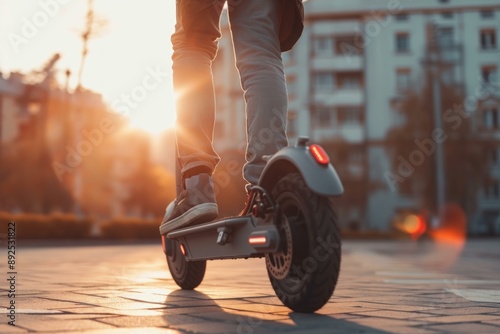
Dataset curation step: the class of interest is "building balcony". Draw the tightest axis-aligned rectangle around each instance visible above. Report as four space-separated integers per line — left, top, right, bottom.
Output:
314 89 364 106
312 125 365 143
312 55 363 71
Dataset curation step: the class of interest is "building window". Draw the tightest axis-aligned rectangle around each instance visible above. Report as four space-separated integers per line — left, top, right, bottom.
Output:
337 72 362 89
395 14 409 21
314 72 333 91
489 148 500 167
437 27 454 48
442 68 456 85
484 180 500 199
338 107 363 125
482 65 497 84
315 107 334 127
313 36 333 56
483 107 500 129
395 33 410 53
441 12 454 19
335 35 361 56
480 29 497 50
480 10 494 19
396 68 411 91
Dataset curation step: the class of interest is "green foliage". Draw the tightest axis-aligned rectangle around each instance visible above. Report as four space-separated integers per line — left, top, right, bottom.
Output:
0 212 91 239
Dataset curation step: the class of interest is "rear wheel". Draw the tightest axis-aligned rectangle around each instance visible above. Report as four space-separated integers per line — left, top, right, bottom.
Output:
163 235 206 290
266 173 341 313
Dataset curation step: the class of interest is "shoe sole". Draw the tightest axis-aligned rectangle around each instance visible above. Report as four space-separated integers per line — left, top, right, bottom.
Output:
159 203 218 235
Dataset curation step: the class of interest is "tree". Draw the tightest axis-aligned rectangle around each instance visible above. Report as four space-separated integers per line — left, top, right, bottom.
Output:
386 76 486 215
0 122 73 213
76 0 108 90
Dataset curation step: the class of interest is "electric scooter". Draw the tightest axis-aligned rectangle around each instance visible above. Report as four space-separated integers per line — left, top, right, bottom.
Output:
160 137 343 313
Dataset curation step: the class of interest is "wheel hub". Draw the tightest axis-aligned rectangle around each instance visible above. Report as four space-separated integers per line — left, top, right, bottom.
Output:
266 216 293 279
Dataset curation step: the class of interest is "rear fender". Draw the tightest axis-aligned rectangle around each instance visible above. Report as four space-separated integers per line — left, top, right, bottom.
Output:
258 146 344 196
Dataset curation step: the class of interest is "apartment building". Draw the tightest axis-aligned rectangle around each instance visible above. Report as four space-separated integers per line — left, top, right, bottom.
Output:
0 73 26 144
213 0 500 232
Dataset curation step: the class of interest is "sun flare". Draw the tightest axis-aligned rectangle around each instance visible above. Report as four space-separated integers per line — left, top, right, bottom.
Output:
126 102 177 135
1 0 177 134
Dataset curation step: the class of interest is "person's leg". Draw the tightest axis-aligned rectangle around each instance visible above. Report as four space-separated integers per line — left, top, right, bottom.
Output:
171 0 225 178
227 0 288 187
161 0 225 234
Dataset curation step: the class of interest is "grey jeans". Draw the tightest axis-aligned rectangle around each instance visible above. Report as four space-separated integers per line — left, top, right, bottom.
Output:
172 0 288 186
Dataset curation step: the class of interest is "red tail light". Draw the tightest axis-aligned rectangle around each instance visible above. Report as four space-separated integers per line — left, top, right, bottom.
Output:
179 243 186 256
309 144 330 165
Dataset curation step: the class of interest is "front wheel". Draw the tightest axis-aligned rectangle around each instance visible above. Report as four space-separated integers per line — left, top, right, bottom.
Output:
266 173 341 313
163 235 206 290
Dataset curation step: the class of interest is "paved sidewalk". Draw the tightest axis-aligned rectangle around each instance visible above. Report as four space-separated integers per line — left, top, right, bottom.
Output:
1 239 499 333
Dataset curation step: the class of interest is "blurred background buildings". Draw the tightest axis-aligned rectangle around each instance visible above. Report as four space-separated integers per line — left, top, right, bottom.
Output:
0 0 499 235
0 59 174 220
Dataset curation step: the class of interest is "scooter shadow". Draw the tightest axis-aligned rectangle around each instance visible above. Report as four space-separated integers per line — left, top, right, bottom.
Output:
163 290 391 334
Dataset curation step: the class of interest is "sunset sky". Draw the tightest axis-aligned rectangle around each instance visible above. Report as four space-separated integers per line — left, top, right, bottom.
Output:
1 0 177 134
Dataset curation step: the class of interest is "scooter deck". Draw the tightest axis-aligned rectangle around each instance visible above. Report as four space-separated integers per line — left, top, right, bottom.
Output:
166 215 280 261
166 216 249 239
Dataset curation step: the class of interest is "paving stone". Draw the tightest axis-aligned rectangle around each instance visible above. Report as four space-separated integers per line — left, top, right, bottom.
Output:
0 324 29 333
170 321 243 333
348 321 433 334
65 328 183 334
242 296 284 305
97 315 177 328
340 302 437 312
98 301 168 310
190 311 255 324
45 314 115 320
222 302 291 314
120 292 172 304
315 305 375 315
157 306 226 315
65 307 164 316
425 322 500 334
352 310 435 320
482 319 500 326
417 314 500 323
420 306 500 316
14 317 115 332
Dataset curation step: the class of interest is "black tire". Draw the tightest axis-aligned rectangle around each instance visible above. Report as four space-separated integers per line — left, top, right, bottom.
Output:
164 236 206 290
266 173 341 313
